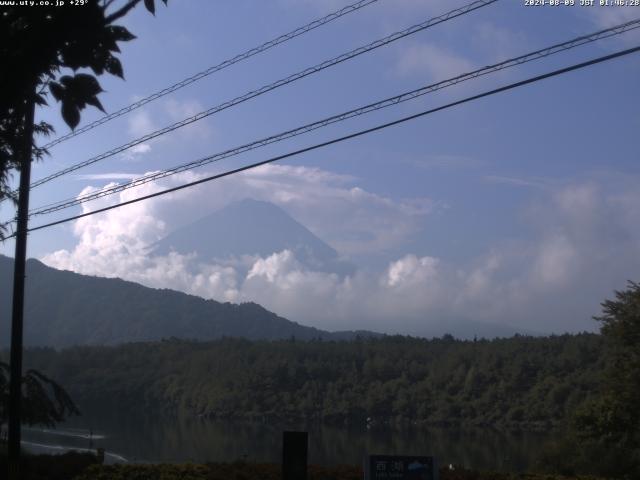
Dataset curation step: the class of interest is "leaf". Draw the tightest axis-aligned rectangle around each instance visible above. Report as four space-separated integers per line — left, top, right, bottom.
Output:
34 93 48 106
61 101 80 130
88 49 110 76
59 43 87 71
86 96 105 113
105 56 124 79
49 82 64 101
34 121 55 137
107 25 136 42
59 75 74 89
144 0 155 15
89 59 106 76
98 29 121 53
70 73 103 97
107 41 121 53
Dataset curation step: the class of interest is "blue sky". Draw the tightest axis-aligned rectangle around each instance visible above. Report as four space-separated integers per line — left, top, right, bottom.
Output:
1 0 639 336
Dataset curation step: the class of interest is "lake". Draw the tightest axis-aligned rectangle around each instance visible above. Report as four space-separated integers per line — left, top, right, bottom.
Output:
21 413 552 472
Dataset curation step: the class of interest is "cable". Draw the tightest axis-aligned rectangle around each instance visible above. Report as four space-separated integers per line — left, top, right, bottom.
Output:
41 0 382 150
28 18 640 217
27 0 498 190
19 44 639 236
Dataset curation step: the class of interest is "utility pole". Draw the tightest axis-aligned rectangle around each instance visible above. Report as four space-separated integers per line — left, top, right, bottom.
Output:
8 87 36 480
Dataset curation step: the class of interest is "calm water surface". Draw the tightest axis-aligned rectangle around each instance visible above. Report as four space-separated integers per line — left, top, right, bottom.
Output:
22 414 550 472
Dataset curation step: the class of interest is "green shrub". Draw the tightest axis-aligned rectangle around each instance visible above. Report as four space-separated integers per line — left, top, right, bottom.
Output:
0 451 98 480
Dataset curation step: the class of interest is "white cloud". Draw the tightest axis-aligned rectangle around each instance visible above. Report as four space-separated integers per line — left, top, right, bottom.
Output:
39 163 440 334
483 175 549 189
41 165 640 336
76 173 140 181
240 250 453 333
163 98 215 140
386 254 439 288
396 42 474 80
278 0 450 16
120 143 152 162
586 5 640 28
42 162 435 267
131 143 151 154
411 154 485 170
579 5 640 45
125 99 214 154
530 234 577 289
473 23 527 61
232 164 435 255
128 110 157 138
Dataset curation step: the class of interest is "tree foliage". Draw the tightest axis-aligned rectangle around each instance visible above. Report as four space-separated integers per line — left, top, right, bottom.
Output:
0 0 167 227
564 281 640 478
0 361 79 428
18 333 604 430
0 0 168 430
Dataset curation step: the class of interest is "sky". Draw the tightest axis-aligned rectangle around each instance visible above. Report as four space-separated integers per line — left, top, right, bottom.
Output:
1 0 639 336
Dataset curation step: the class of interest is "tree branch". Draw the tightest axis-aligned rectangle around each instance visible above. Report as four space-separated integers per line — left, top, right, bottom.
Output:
105 0 142 23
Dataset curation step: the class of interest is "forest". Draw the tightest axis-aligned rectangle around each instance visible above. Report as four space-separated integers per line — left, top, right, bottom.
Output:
16 333 604 429
3 281 639 477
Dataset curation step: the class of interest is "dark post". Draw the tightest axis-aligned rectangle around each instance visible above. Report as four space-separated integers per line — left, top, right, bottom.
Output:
96 448 105 465
282 431 308 480
8 88 36 480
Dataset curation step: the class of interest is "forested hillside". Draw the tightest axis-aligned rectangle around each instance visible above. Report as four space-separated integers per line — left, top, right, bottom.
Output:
18 333 604 429
0 256 375 346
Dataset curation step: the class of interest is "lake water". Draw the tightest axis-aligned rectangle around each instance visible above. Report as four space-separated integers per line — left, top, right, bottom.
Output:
21 414 551 472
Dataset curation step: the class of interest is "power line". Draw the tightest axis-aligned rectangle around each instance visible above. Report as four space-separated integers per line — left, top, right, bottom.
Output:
41 0 382 150
20 44 640 236
27 0 498 190
28 18 640 217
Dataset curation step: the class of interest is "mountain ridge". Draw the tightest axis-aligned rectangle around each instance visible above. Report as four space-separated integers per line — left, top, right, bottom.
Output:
0 255 378 348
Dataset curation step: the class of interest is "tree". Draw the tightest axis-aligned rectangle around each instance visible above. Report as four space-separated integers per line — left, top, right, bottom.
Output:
0 362 79 430
1 2 168 477
571 281 640 477
0 0 167 230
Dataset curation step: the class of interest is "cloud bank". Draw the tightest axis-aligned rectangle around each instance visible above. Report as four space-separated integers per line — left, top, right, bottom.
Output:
42 165 640 336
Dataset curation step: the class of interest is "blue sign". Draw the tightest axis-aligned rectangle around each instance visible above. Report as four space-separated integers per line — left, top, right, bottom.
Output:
365 455 438 480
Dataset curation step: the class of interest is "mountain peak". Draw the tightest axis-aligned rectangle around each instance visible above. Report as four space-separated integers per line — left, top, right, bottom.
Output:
150 199 353 275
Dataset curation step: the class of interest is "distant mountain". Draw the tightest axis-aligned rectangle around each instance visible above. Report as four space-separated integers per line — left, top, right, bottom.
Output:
149 198 354 275
0 256 378 348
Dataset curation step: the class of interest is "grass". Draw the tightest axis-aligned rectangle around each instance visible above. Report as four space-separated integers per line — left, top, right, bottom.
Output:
73 463 609 480
0 450 610 479
0 451 99 480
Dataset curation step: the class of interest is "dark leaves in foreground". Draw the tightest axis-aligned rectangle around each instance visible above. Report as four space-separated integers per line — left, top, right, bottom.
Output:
0 361 79 428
